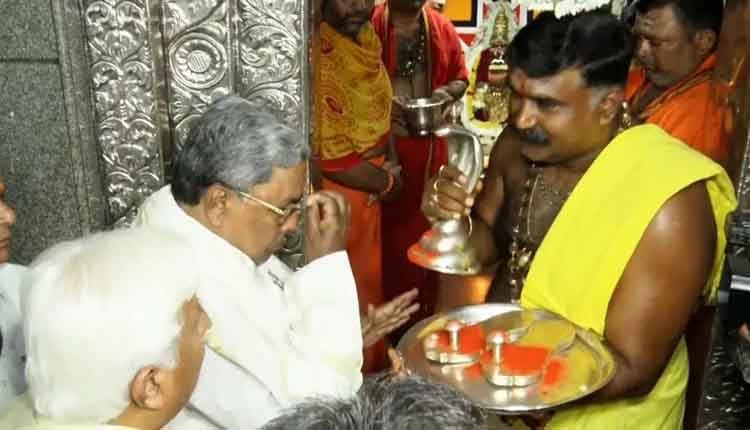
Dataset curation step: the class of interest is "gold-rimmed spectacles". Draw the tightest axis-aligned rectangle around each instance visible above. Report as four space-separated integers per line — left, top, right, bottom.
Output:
231 188 303 224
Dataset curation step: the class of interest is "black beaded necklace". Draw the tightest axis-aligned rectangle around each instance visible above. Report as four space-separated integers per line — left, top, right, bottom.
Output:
395 16 426 78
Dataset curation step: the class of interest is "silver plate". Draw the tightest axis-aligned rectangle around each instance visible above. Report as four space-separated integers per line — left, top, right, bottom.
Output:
397 303 617 414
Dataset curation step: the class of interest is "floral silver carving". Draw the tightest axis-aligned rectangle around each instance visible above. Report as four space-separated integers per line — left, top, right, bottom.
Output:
83 0 167 227
171 33 227 89
163 0 232 152
236 0 306 130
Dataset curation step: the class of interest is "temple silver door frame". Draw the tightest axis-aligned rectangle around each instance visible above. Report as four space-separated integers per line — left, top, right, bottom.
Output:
51 0 316 265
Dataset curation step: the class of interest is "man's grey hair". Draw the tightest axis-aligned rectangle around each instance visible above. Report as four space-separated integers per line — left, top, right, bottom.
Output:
171 96 310 205
261 373 487 429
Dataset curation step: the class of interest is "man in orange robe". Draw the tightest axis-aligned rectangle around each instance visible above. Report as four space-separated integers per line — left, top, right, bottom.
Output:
372 0 468 340
315 0 418 372
627 0 728 164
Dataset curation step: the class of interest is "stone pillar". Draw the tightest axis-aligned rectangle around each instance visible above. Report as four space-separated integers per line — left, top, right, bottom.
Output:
1 0 108 264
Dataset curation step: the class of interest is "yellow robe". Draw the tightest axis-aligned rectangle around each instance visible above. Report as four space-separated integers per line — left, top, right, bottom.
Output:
521 124 737 429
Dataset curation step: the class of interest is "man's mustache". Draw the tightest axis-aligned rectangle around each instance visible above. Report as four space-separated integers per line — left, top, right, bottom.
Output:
633 54 654 71
517 126 550 146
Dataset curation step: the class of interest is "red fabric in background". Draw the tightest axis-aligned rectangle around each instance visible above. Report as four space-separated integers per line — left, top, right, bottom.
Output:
372 4 469 342
380 136 447 339
459 34 474 45
372 5 469 90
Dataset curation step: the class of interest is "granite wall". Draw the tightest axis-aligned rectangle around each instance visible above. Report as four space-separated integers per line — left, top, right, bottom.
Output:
0 0 108 264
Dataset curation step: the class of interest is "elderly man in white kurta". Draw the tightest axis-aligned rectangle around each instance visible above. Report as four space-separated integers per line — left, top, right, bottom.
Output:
136 96 364 429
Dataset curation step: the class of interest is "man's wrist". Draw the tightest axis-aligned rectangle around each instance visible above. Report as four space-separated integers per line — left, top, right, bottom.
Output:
379 172 395 197
433 86 453 101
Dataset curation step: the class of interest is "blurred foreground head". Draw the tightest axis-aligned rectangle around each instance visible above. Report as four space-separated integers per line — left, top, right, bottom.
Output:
261 372 487 429
24 226 209 427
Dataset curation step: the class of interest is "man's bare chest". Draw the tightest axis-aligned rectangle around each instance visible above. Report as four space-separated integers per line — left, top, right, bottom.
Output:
501 165 579 247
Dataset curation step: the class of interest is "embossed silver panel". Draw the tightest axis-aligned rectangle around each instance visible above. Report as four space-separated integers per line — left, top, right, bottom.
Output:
235 0 309 132
163 0 232 155
82 0 169 227
697 317 750 430
58 0 313 242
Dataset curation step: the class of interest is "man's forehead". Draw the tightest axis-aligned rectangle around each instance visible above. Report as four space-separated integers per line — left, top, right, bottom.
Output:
634 5 681 37
509 68 585 98
256 163 306 198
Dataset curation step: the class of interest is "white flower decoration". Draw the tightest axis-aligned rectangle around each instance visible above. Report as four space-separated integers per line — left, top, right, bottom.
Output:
511 0 620 18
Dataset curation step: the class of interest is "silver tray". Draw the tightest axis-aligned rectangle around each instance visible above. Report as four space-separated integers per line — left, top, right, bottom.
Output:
396 303 617 414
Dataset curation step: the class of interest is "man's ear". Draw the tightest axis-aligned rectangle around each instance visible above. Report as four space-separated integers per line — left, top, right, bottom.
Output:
202 184 230 227
693 29 717 59
597 87 625 125
130 366 169 411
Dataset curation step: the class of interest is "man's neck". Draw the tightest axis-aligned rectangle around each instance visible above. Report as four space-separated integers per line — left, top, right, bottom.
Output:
558 125 619 175
390 7 422 28
177 201 263 266
324 20 361 43
649 52 713 93
559 148 603 175
179 202 215 233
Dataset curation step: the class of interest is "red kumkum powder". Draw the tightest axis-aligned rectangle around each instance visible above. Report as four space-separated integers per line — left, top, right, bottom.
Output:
435 324 486 354
500 343 550 375
542 357 566 387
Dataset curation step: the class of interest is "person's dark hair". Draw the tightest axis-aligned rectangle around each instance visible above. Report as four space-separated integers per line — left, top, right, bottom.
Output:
260 373 487 429
505 10 633 88
636 0 723 37
171 96 309 205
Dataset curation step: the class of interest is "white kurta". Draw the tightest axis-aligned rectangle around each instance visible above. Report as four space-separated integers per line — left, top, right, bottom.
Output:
0 393 135 429
0 263 27 416
135 186 363 429
19 425 134 430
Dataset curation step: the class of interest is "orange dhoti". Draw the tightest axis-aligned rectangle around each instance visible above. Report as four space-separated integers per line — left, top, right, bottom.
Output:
322 156 387 373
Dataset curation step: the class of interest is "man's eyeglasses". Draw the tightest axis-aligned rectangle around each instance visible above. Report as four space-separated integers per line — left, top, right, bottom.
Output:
232 189 303 224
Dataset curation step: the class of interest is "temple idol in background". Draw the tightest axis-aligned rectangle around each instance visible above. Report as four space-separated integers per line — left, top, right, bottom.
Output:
461 1 518 159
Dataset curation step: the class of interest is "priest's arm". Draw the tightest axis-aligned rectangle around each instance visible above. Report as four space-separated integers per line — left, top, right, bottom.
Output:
592 180 716 400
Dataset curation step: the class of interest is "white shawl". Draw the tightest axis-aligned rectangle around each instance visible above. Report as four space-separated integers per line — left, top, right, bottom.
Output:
135 186 363 429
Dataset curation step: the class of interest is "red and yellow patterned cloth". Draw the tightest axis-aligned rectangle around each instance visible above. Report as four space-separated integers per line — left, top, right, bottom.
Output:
314 22 392 171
